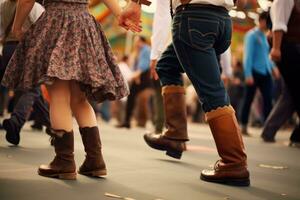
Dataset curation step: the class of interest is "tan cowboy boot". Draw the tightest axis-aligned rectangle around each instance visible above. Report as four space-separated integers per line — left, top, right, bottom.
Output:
144 85 188 159
200 106 250 186
38 129 76 180
79 127 107 177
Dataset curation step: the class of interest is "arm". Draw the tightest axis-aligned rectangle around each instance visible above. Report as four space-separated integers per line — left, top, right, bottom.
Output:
150 0 171 80
102 0 122 18
89 0 102 8
150 0 171 60
12 0 35 40
269 0 294 62
243 33 254 80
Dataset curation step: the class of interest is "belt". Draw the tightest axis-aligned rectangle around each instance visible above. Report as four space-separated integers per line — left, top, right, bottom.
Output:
175 3 228 14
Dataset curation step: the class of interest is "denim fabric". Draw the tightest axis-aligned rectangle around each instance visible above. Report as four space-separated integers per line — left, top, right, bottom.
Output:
156 6 232 112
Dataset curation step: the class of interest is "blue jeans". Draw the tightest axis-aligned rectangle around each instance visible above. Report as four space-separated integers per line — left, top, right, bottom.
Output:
156 5 232 112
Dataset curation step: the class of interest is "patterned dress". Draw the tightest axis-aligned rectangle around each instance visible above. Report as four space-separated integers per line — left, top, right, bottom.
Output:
1 0 129 103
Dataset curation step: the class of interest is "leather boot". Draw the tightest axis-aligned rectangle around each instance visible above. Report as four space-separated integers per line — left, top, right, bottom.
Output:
144 85 188 159
200 106 250 186
38 129 76 180
79 127 107 177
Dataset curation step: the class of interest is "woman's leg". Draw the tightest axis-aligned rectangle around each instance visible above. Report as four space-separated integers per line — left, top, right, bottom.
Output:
47 79 73 131
38 79 76 180
70 81 97 127
70 81 106 177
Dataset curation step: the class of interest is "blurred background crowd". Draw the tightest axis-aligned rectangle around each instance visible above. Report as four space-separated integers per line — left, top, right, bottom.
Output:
0 0 299 146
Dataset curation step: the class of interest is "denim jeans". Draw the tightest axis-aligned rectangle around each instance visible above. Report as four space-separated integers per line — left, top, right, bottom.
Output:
156 5 231 112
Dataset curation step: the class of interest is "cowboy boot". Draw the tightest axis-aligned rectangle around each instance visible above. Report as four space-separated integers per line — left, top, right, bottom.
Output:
144 85 188 159
200 106 250 186
79 127 107 177
38 129 76 180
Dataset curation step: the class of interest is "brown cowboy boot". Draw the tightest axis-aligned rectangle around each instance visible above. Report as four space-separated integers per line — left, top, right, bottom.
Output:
38 129 76 180
200 106 250 186
144 85 188 159
79 127 107 177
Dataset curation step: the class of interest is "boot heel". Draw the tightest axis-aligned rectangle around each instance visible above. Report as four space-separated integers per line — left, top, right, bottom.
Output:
58 172 77 180
91 169 107 177
166 150 182 159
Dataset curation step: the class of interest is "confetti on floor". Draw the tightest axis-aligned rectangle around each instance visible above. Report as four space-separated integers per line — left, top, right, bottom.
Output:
259 164 288 170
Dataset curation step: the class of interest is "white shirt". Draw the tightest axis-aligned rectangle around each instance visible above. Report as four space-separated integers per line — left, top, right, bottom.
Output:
270 0 295 32
150 0 172 60
220 47 232 78
172 0 235 10
0 1 44 41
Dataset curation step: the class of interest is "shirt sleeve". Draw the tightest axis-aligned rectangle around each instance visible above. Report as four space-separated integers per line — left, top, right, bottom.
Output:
150 0 172 60
28 3 45 23
243 32 255 78
138 47 151 72
271 0 294 32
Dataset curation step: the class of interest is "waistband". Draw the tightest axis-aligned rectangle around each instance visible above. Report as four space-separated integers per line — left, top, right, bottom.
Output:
175 3 228 14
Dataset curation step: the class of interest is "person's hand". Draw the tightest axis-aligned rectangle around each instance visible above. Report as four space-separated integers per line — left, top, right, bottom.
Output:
119 1 142 32
270 47 281 62
272 67 281 80
150 59 159 80
245 77 254 86
221 74 229 87
12 28 24 41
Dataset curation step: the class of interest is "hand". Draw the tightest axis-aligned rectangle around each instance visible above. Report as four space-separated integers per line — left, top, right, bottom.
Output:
272 67 281 80
150 59 159 80
221 74 229 87
245 77 254 86
12 28 24 41
270 47 281 62
119 1 142 32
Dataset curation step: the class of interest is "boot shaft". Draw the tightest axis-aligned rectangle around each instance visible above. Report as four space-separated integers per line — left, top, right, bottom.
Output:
206 106 247 166
162 85 188 141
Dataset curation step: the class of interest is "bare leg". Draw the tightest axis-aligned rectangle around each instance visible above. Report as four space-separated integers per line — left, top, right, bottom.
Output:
47 79 73 132
70 81 97 127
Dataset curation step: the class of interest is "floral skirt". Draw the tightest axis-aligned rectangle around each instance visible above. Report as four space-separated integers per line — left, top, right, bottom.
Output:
2 2 129 103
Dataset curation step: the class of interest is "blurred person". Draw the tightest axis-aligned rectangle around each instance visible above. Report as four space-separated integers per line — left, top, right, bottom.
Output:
220 47 233 87
0 0 50 145
1 0 139 180
121 0 250 186
261 79 298 143
112 55 132 124
117 35 152 128
148 0 172 133
228 60 245 120
269 0 300 146
240 12 280 136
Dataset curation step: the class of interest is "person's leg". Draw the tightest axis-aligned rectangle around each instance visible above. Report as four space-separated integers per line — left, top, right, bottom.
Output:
153 80 164 133
240 84 257 134
2 88 41 145
38 80 76 180
257 74 273 122
261 80 295 142
30 96 51 129
118 82 140 128
70 81 106 177
171 7 249 186
143 44 188 159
